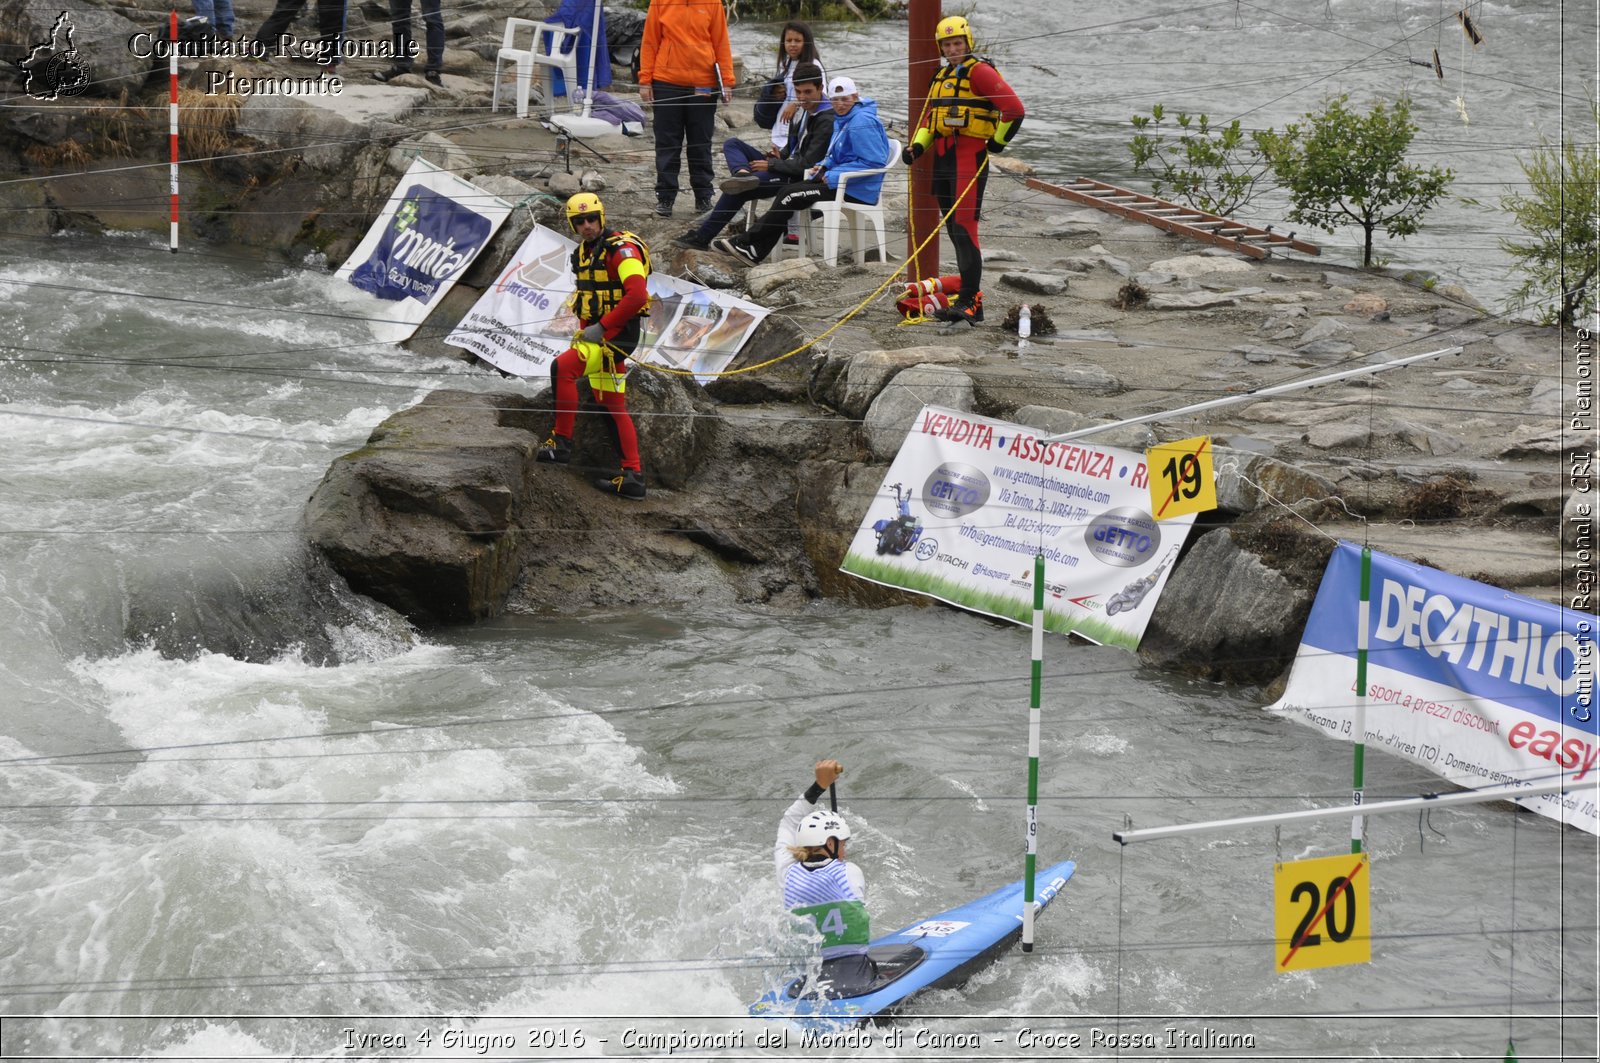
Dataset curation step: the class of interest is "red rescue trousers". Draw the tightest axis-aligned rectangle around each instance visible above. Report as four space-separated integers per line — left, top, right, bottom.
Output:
550 345 642 473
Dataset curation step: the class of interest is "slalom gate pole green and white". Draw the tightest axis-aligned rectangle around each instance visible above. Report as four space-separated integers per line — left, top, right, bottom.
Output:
1352 546 1372 853
1022 551 1044 951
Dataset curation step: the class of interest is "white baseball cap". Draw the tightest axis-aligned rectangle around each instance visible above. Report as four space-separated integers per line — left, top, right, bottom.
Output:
828 76 859 98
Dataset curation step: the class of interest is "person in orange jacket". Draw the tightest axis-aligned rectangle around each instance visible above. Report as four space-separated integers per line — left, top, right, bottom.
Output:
638 0 735 219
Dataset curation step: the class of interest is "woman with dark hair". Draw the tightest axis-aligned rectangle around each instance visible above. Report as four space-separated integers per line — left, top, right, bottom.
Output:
763 21 824 153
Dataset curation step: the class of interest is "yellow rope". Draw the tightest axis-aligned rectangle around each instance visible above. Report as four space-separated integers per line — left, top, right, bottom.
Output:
636 154 990 380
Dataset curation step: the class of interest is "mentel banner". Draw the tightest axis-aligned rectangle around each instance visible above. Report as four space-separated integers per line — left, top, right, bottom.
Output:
840 405 1197 650
1268 541 1598 834
337 158 513 343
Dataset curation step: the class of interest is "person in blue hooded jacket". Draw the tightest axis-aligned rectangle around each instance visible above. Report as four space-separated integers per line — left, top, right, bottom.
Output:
711 76 890 265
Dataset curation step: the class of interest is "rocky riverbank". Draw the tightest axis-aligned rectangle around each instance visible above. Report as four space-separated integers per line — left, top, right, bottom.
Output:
8 0 1592 684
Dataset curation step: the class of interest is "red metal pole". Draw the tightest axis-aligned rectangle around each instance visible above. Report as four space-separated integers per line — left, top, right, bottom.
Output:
907 0 940 281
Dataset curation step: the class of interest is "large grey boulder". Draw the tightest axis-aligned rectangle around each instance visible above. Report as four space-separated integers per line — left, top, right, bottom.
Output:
815 345 973 419
863 363 977 460
305 391 543 624
1213 447 1339 515
305 382 718 624
1140 526 1326 682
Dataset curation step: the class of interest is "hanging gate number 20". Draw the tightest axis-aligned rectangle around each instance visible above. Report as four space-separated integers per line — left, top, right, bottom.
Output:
1273 853 1370 972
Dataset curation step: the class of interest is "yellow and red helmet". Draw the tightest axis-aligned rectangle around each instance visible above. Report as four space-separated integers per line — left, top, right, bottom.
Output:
565 192 605 229
935 15 974 53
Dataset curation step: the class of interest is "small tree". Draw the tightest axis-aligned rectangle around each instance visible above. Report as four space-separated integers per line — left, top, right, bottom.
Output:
1129 105 1275 216
1258 95 1453 267
1496 115 1599 327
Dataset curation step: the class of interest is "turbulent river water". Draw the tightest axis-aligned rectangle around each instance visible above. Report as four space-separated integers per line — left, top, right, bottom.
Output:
0 1 1596 1058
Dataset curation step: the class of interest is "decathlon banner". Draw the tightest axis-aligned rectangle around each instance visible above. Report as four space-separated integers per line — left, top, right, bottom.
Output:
338 159 514 343
445 223 578 376
840 405 1197 650
1267 542 1598 834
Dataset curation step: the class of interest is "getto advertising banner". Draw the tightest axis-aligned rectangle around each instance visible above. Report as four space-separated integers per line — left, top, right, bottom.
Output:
841 405 1197 650
1267 541 1598 834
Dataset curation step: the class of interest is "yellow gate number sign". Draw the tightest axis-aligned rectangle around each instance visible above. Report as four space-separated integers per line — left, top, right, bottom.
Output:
1274 853 1370 972
1146 436 1217 521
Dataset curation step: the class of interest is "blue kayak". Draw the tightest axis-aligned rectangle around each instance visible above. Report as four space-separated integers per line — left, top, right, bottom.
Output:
748 859 1076 1026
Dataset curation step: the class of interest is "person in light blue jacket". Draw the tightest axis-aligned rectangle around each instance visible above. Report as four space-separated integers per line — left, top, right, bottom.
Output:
711 76 890 265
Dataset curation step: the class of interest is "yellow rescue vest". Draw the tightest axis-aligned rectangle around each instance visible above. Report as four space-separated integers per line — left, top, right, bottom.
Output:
927 56 1001 140
570 229 652 324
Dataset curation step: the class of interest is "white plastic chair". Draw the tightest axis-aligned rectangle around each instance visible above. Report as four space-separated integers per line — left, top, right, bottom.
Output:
493 18 581 120
785 138 901 266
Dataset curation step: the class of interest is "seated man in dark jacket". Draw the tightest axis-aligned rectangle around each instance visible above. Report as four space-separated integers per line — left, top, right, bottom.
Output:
673 63 834 250
711 76 890 266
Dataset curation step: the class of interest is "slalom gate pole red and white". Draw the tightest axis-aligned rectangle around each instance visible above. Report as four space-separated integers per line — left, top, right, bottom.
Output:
168 10 178 252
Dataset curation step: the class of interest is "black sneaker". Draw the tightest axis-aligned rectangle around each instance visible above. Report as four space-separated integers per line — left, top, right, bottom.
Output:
710 237 759 265
672 232 711 250
655 201 673 218
594 469 646 500
371 66 412 82
694 197 715 212
535 434 572 464
934 293 984 326
424 70 442 86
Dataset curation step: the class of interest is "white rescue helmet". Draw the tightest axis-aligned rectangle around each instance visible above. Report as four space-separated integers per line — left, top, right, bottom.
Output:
797 810 851 848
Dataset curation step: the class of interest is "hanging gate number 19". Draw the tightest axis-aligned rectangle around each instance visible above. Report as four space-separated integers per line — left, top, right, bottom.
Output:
1273 853 1371 972
1145 436 1217 520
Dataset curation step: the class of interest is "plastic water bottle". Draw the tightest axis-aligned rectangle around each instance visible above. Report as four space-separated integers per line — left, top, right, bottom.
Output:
1017 304 1032 354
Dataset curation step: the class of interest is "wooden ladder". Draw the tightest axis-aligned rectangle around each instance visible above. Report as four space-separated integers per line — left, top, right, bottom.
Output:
1025 176 1320 260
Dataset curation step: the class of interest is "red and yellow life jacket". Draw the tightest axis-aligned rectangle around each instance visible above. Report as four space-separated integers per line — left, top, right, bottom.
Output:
927 56 1001 140
570 229 652 324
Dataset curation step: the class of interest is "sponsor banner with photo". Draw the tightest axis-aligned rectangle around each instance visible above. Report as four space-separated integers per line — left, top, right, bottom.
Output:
1266 542 1598 834
337 158 513 343
840 405 1197 650
448 231 768 382
444 223 579 375
633 286 768 383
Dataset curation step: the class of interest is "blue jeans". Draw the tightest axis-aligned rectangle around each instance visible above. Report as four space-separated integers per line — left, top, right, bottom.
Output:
723 137 782 181
192 0 234 36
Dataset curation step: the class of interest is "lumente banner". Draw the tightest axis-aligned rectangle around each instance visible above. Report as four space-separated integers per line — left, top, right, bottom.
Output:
445 223 578 376
1267 541 1598 834
840 405 1196 650
446 225 768 382
337 158 513 343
